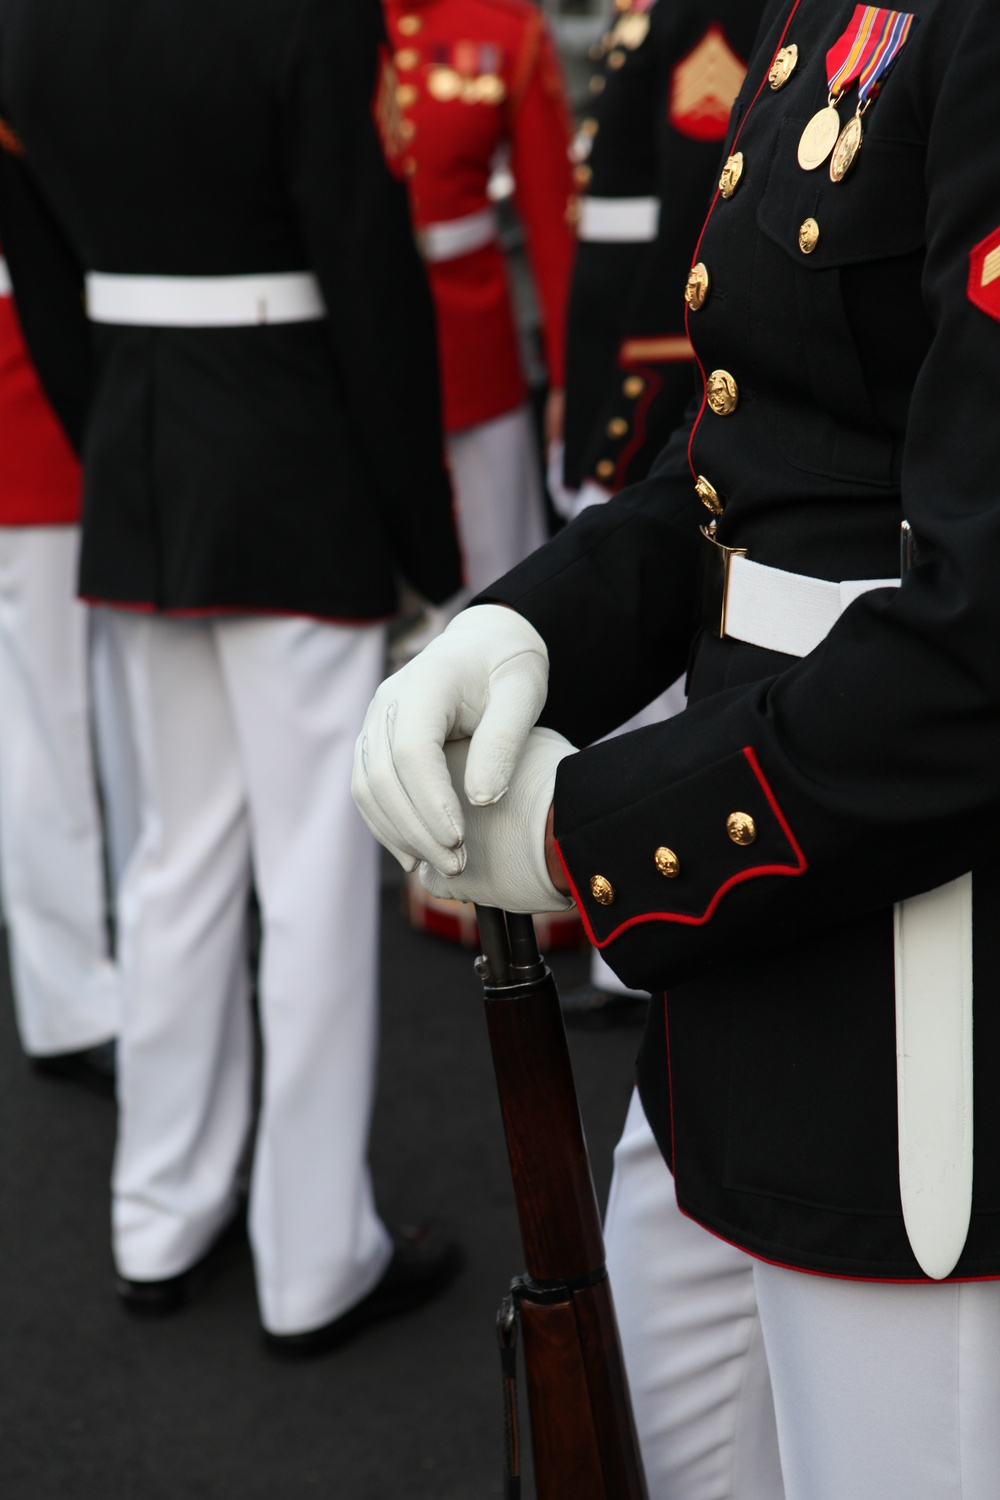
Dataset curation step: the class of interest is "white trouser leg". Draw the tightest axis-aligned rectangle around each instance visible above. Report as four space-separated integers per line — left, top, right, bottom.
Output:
0 526 119 1054
607 1089 1000 1498
89 605 141 894
605 1090 784 1500
215 615 391 1334
447 403 547 603
755 1256 1000 1499
111 614 254 1279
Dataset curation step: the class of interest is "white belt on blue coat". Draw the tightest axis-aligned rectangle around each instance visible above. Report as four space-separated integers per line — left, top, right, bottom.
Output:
711 534 972 1280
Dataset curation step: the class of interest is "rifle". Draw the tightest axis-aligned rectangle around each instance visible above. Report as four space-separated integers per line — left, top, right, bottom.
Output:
474 905 649 1500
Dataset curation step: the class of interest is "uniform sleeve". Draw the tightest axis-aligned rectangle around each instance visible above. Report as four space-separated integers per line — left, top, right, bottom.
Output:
279 0 461 604
0 138 91 450
488 2 1000 994
506 16 576 389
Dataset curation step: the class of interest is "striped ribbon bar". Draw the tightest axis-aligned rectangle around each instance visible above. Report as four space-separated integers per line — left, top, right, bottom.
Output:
826 5 916 102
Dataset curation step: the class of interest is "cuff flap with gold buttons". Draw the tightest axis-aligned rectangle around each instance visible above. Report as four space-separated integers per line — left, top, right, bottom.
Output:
554 746 806 948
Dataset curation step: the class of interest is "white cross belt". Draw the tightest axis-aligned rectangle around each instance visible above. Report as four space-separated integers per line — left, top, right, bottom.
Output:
85 271 326 327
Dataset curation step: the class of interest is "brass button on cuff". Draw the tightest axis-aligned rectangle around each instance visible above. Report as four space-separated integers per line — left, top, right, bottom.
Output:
769 43 798 90
607 417 628 438
799 217 820 254
727 812 757 846
590 875 616 906
685 262 710 310
719 152 744 199
695 475 723 516
596 459 615 480
706 370 738 417
654 847 680 879
623 375 645 398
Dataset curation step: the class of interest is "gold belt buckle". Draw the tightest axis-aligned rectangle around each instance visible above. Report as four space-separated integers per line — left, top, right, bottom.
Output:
699 525 748 639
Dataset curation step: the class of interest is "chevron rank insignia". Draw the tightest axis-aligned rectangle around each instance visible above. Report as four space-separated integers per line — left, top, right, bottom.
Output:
968 227 1000 323
668 25 746 142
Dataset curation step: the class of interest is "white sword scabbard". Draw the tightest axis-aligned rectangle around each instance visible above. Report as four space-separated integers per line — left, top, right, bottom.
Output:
894 872 974 1280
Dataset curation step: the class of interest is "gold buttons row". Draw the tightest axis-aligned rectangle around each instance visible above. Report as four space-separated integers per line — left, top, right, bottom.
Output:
588 814 757 906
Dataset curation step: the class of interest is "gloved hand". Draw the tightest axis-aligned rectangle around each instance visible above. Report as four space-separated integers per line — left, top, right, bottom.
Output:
419 729 576 913
352 604 549 875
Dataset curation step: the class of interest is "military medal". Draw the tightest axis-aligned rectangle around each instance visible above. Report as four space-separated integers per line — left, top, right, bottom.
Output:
428 66 461 101
797 105 842 171
829 9 917 182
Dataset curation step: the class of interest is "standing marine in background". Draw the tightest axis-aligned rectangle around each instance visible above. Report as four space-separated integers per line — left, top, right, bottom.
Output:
383 0 577 613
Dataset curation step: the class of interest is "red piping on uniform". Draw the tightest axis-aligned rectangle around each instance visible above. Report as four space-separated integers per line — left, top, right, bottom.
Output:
672 1197 1000 1286
613 361 664 488
685 0 805 483
556 745 807 950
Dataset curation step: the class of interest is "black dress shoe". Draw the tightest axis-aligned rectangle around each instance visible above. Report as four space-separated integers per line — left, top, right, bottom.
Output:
263 1224 463 1357
32 1038 117 1097
116 1210 249 1315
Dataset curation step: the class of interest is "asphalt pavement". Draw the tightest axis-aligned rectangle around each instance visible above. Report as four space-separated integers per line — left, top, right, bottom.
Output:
0 875 644 1499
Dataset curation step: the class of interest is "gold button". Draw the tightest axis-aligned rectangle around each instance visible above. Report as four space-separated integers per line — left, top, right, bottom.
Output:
607 417 628 438
623 375 645 398
589 74 606 96
726 812 757 847
719 152 744 199
685 262 710 311
596 459 615 480
398 13 422 35
706 370 739 417
590 874 615 906
768 43 798 90
695 475 723 516
574 163 593 188
565 196 582 228
403 158 417 178
396 48 420 70
798 217 820 254
396 83 418 107
654 847 680 879
580 118 599 139
608 49 626 69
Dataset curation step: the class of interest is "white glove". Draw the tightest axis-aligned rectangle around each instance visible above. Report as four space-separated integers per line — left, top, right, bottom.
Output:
352 604 549 876
570 479 612 520
420 729 576 913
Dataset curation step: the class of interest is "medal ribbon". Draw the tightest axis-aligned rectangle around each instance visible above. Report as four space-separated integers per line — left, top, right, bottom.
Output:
856 9 916 107
825 5 916 103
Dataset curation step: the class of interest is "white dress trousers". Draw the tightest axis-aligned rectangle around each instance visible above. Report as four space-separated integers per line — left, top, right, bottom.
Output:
0 525 120 1054
109 611 392 1335
447 403 548 604
605 1089 1000 1500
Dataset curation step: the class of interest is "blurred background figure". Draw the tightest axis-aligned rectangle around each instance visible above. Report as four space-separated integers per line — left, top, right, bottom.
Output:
384 0 577 650
0 0 461 1350
0 246 128 1094
551 0 763 1011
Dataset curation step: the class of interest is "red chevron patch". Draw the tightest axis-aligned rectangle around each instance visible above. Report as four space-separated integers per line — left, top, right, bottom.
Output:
969 226 1000 323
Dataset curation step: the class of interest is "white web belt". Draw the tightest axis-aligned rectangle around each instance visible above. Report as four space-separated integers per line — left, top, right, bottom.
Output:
706 530 973 1280
85 271 326 327
418 207 498 264
0 256 10 297
577 196 660 244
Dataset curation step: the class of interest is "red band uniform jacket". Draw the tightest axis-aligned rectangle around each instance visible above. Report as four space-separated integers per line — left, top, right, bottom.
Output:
484 0 1000 1281
0 257 80 525
0 0 461 619
564 0 763 493
383 0 576 434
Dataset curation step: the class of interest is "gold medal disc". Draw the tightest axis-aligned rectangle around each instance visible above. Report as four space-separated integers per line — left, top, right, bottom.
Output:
476 74 507 105
797 104 841 171
428 67 462 102
829 112 863 182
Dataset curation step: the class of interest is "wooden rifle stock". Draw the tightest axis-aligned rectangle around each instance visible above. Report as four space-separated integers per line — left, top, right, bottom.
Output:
475 906 648 1500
